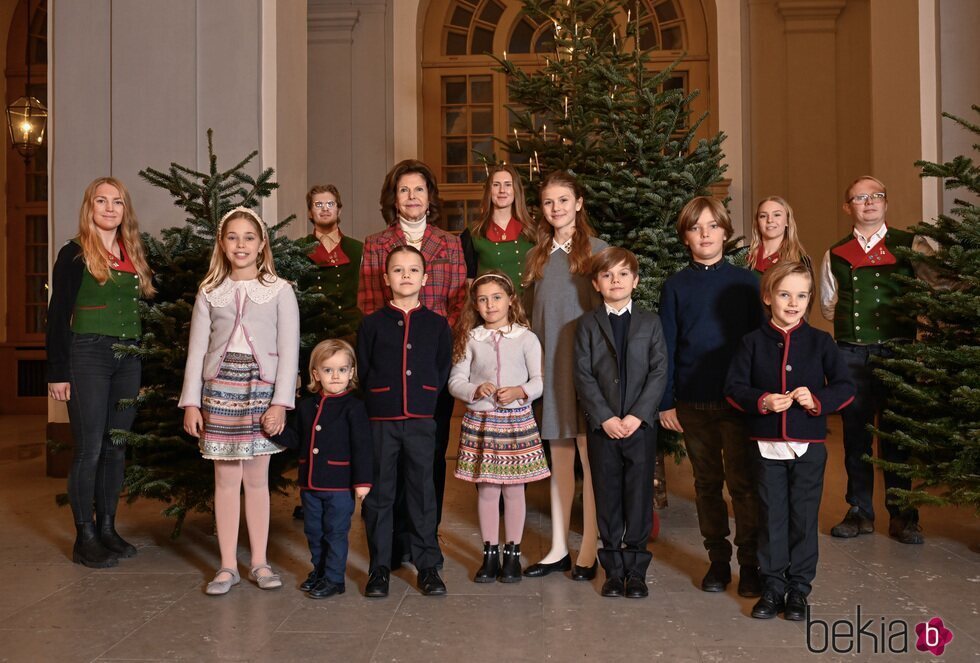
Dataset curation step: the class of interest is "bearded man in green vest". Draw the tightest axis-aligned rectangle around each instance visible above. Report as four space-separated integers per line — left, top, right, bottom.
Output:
818 175 924 545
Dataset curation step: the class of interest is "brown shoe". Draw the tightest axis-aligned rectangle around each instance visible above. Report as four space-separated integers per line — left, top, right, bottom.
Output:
889 518 924 544
830 507 874 538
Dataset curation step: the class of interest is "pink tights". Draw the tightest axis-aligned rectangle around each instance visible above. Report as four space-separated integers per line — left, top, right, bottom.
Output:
477 483 526 545
213 455 271 581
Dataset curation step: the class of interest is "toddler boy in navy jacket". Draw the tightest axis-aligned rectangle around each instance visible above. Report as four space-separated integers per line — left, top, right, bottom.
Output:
273 339 372 599
726 261 854 621
356 246 452 598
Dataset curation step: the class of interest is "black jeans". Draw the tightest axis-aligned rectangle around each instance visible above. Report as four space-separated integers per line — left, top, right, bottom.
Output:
837 343 916 521
66 334 141 525
676 401 759 567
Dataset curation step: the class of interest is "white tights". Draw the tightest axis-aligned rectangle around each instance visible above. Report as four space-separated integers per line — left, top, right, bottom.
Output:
213 455 271 579
538 435 599 566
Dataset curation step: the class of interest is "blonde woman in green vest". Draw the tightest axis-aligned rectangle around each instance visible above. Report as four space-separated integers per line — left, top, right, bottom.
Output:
460 164 537 292
46 177 156 568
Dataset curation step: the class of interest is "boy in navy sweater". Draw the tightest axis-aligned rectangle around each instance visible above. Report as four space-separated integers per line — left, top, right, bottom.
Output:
356 245 452 598
725 261 854 620
658 197 764 598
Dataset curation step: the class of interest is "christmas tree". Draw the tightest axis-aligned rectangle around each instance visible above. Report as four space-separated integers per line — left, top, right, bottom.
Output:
110 130 317 536
496 0 728 308
871 106 980 512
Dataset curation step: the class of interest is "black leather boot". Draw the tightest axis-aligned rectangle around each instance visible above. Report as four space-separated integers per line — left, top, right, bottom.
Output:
474 542 500 583
498 542 522 583
73 522 119 568
97 513 137 558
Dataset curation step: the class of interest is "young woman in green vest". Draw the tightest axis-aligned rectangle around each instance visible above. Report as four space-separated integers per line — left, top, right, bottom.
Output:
46 177 156 568
460 164 536 291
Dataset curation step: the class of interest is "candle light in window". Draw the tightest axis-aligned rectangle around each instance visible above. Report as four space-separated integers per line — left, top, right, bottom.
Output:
564 97 568 119
542 124 547 141
503 50 507 61
534 150 540 173
613 31 617 48
513 127 521 151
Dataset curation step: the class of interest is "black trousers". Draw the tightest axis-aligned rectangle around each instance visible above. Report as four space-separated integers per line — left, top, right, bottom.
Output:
757 444 826 596
66 334 141 525
363 419 441 572
838 343 916 521
587 426 656 579
676 401 759 567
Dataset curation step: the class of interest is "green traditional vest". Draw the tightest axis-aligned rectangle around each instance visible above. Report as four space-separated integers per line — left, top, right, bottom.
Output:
71 242 142 339
470 233 534 293
299 234 364 341
829 227 915 344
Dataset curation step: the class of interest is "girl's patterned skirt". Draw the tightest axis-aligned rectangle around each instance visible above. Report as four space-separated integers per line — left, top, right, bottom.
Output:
199 352 285 461
454 404 550 484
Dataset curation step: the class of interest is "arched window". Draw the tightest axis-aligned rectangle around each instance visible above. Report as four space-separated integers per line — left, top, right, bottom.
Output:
421 0 712 231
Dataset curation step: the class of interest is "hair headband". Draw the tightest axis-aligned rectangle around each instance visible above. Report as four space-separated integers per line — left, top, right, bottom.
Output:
472 272 514 288
219 206 268 240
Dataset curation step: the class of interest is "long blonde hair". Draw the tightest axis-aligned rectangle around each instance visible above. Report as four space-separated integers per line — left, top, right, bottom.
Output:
747 196 808 267
522 171 595 286
77 177 156 297
472 164 536 242
200 207 278 292
452 270 530 363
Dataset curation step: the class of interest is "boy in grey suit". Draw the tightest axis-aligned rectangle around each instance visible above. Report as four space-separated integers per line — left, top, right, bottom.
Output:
574 247 668 598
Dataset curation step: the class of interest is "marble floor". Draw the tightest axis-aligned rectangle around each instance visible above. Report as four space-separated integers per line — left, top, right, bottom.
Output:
0 413 976 662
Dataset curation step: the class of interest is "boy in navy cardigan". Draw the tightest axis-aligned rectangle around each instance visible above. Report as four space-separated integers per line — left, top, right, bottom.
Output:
574 247 668 599
725 261 855 621
272 339 372 599
356 245 452 598
658 197 765 598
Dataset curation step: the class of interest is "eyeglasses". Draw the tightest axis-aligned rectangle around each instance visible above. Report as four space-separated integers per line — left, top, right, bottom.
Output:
313 201 338 210
848 192 886 205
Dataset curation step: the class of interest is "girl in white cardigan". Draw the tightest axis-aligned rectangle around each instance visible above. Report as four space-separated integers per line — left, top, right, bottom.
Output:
449 271 549 583
178 207 300 595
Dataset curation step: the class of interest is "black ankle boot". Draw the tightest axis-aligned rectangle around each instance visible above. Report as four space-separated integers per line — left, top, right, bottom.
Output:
474 542 500 583
73 522 119 568
498 542 522 583
97 513 137 558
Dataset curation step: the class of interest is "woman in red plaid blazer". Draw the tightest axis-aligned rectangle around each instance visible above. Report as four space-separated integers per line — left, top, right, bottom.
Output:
357 160 467 326
357 160 467 557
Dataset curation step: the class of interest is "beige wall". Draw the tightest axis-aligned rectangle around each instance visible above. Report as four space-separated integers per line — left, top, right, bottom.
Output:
939 0 980 212
307 0 394 242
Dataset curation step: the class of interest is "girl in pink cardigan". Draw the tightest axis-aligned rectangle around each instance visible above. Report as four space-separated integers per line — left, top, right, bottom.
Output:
179 207 299 596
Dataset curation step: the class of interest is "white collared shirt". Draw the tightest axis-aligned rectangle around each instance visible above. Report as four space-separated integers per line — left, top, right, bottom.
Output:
604 300 632 316
757 440 809 460
819 223 888 321
550 237 573 254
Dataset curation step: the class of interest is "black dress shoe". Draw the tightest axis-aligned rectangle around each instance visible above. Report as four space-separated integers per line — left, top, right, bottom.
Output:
523 554 571 578
784 589 807 621
751 590 785 619
308 578 345 599
624 573 648 599
889 517 924 544
571 560 598 581
737 565 762 598
700 561 731 592
300 569 322 592
417 567 447 596
600 577 625 597
830 507 874 538
365 567 390 598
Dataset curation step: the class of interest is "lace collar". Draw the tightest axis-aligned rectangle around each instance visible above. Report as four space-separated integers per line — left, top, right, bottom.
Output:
203 275 288 308
469 323 528 342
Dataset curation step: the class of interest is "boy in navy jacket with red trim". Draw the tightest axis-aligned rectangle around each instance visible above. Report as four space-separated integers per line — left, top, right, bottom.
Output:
356 246 452 598
273 339 372 599
725 262 854 621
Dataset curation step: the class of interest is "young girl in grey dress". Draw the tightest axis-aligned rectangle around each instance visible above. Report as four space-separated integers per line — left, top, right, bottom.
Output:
522 171 607 580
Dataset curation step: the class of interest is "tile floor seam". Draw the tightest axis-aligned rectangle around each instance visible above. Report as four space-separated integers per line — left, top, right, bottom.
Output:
368 588 410 663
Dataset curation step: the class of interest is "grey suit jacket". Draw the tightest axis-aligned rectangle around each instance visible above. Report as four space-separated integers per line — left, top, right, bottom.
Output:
573 303 668 430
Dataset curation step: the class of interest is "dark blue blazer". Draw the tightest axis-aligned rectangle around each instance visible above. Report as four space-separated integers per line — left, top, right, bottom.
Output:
725 320 855 442
273 391 373 491
573 304 668 430
356 303 451 419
